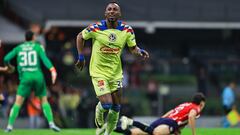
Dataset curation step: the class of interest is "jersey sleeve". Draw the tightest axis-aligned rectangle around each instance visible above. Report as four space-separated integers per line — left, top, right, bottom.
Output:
38 45 53 69
191 106 201 115
81 24 95 40
126 26 137 47
4 47 18 65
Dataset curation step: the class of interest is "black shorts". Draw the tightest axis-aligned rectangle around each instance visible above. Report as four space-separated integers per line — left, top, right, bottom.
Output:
150 118 178 134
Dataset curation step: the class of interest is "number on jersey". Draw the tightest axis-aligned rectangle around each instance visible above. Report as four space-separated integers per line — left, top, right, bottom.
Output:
19 51 37 66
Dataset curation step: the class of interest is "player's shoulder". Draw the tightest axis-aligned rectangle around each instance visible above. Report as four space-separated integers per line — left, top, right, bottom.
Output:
15 42 25 50
120 21 133 28
117 20 134 34
29 42 44 51
189 102 201 113
179 102 192 106
86 20 107 32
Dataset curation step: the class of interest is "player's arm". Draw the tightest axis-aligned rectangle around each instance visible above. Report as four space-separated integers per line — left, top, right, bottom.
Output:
188 109 198 135
4 48 17 66
38 46 57 84
129 46 149 59
126 26 149 59
3 48 17 73
75 32 86 70
161 109 173 118
0 66 8 72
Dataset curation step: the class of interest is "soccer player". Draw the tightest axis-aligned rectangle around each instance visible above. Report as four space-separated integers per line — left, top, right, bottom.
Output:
222 81 236 127
3 31 60 132
116 93 206 135
75 1 149 135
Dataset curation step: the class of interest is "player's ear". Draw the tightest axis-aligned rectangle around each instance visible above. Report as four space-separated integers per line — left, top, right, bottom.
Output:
119 12 122 18
200 101 205 110
104 11 107 18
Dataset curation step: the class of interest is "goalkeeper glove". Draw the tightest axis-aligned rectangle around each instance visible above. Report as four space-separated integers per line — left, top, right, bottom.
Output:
50 67 57 84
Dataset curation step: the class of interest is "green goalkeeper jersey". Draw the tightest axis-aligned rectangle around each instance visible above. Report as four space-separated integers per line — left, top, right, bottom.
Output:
82 20 136 79
4 41 53 79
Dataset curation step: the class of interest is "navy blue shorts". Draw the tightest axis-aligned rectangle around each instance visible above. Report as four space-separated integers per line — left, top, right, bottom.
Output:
150 118 178 134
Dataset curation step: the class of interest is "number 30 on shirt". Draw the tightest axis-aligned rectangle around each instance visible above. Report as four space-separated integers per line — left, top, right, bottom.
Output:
19 51 37 66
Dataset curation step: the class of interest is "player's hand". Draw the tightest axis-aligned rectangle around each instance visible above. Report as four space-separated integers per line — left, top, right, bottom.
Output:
50 67 57 84
139 49 149 59
0 94 4 101
0 66 8 72
75 54 85 71
7 65 15 74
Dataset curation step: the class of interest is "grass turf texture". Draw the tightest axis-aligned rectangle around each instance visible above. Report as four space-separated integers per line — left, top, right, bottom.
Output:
0 128 239 135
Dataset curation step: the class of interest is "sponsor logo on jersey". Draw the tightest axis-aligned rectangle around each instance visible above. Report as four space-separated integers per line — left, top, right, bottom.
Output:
109 33 117 42
100 46 120 54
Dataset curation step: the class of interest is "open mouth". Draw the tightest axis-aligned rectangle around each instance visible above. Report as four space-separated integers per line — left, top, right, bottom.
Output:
108 18 115 22
109 15 116 18
108 16 117 21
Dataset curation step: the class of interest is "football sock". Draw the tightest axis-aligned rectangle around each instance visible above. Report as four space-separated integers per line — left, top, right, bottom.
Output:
95 102 107 127
105 109 119 135
133 121 153 134
8 104 21 126
42 102 54 124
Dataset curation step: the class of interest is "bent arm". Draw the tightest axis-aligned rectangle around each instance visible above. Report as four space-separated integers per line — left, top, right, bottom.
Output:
129 45 149 59
76 32 85 55
0 66 8 72
38 46 57 84
39 47 53 70
4 48 17 66
129 45 142 56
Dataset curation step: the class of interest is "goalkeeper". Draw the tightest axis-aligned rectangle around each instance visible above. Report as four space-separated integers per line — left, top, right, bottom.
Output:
2 31 60 132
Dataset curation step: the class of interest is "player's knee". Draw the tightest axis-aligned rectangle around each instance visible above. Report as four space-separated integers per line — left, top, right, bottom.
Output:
40 96 48 103
153 125 170 135
15 95 25 106
153 130 162 135
101 103 112 110
111 104 121 112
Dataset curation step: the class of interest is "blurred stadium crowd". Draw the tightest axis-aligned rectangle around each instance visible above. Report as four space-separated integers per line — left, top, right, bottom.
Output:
0 0 240 128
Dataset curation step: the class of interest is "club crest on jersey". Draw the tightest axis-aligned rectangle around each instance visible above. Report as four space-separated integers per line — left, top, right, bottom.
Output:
98 80 105 91
109 33 117 42
98 80 105 87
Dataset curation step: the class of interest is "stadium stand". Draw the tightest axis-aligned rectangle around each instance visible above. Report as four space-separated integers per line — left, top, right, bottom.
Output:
0 15 25 43
4 0 240 22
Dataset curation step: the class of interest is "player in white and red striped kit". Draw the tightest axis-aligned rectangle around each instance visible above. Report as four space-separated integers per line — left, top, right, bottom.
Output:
116 93 205 135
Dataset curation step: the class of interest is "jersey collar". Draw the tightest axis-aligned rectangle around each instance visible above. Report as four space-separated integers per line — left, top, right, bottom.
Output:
100 20 124 31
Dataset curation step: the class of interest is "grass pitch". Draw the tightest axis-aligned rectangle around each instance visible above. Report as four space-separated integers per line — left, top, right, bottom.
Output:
0 128 239 135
